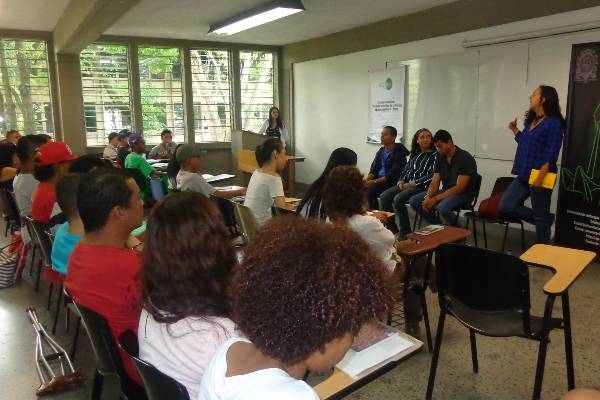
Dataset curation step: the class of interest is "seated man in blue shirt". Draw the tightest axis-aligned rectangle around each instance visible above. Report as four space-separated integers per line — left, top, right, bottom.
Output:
364 126 409 209
51 174 84 275
409 130 478 226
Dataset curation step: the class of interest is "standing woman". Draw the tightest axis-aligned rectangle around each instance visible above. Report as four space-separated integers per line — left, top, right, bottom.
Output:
499 85 565 244
379 128 436 237
258 106 290 147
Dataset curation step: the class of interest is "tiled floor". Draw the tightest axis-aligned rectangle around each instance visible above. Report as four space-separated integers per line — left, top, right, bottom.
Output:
1 221 599 400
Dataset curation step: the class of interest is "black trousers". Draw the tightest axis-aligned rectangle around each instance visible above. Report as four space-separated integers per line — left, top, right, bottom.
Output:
366 181 395 210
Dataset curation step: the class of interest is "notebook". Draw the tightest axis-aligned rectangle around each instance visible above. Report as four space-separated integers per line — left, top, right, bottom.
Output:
528 169 557 189
336 322 421 379
414 224 444 236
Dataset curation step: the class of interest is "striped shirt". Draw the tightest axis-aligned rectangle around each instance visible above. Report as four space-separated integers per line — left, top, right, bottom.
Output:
398 151 437 188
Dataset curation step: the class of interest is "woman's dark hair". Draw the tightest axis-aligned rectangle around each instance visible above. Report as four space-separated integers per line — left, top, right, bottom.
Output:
231 216 394 365
0 143 16 169
297 147 357 220
267 106 283 129
524 85 566 128
77 168 133 233
141 192 236 324
16 134 48 164
70 154 112 173
56 173 84 220
409 128 434 158
323 165 365 221
167 143 184 178
255 138 283 167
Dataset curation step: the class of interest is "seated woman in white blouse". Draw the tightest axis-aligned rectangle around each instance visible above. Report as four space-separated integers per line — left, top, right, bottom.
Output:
243 138 292 225
138 192 238 399
323 165 397 272
199 217 394 400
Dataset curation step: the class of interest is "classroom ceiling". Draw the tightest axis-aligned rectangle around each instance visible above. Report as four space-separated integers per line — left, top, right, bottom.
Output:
106 0 458 45
0 0 70 31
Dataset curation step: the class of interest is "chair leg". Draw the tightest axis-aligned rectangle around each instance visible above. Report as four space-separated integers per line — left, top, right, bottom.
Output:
501 223 509 253
472 219 478 247
470 330 479 373
28 245 35 277
91 369 104 400
532 295 556 400
562 293 575 390
46 282 54 310
70 317 81 361
520 221 526 252
421 253 433 352
426 310 447 400
51 286 63 335
482 221 488 248
34 260 42 292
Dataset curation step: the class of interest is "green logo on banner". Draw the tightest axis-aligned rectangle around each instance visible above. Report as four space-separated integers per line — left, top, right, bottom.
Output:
385 78 393 90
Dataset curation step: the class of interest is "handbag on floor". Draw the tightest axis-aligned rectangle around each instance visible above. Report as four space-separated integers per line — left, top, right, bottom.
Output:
0 242 19 288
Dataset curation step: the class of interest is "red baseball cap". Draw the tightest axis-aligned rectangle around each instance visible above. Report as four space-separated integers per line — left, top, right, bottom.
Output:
37 141 76 166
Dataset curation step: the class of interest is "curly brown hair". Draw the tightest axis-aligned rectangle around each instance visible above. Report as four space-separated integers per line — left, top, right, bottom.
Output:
230 216 394 365
323 165 366 221
141 192 236 324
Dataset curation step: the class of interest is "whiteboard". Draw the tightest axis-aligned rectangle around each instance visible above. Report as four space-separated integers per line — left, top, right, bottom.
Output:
399 52 479 154
476 43 529 160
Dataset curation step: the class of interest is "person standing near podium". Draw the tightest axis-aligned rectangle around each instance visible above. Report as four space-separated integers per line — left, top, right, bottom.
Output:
258 106 290 147
499 85 565 244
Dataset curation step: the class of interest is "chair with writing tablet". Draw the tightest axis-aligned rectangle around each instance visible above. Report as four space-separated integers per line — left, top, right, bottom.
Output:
233 203 260 244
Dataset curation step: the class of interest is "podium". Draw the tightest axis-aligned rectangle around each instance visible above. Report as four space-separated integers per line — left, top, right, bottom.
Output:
232 130 304 196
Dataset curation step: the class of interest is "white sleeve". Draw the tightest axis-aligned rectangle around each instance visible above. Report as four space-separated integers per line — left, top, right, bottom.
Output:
268 176 285 199
191 175 217 197
148 145 159 159
364 216 396 252
258 120 268 135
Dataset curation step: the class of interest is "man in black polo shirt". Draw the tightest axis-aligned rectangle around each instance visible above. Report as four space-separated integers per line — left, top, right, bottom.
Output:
409 130 477 226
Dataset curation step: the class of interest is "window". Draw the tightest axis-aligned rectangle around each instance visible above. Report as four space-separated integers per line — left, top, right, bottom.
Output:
240 51 275 132
0 39 54 135
80 43 131 145
191 49 232 142
138 46 184 144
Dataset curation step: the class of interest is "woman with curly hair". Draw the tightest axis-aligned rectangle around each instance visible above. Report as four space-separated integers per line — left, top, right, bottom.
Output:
323 165 397 272
138 192 237 399
199 217 394 399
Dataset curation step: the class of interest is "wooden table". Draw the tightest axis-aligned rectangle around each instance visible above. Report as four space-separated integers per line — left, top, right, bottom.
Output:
313 331 422 400
519 244 596 399
397 225 471 351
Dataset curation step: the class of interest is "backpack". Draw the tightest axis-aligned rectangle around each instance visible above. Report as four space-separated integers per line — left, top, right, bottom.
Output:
477 192 504 219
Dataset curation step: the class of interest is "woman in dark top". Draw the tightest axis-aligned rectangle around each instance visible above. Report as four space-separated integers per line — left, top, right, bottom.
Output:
258 106 290 147
499 85 565 244
0 143 19 190
296 147 357 220
379 128 436 236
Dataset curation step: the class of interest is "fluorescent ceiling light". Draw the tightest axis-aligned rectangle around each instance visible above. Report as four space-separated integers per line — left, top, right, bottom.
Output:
209 0 304 36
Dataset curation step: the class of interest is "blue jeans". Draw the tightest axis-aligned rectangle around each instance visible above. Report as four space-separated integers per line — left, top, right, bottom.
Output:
498 177 553 244
409 191 471 226
380 185 426 234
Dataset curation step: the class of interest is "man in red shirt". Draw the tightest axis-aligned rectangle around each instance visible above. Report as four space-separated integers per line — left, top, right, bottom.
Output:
65 168 145 382
30 141 75 224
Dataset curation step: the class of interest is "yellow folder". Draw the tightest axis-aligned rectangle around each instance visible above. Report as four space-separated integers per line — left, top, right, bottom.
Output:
528 169 557 189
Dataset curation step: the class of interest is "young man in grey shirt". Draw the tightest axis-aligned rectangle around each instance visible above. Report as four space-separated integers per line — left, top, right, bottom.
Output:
409 130 478 226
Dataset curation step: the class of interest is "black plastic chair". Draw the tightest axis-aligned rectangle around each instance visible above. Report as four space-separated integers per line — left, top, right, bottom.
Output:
210 195 240 238
464 176 526 252
72 300 147 400
426 244 567 400
119 330 191 400
1 188 20 236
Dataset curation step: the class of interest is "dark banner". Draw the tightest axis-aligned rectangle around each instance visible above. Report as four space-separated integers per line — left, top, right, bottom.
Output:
556 42 600 251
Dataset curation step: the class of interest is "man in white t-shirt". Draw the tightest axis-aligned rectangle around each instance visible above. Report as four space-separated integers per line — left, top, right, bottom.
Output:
176 144 245 199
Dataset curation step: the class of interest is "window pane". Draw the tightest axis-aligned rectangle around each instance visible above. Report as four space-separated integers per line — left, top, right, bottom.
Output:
138 46 184 144
81 43 132 146
240 51 275 132
0 39 54 136
191 49 232 142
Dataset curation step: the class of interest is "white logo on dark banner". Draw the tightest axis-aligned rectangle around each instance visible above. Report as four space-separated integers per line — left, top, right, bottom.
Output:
574 48 598 83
